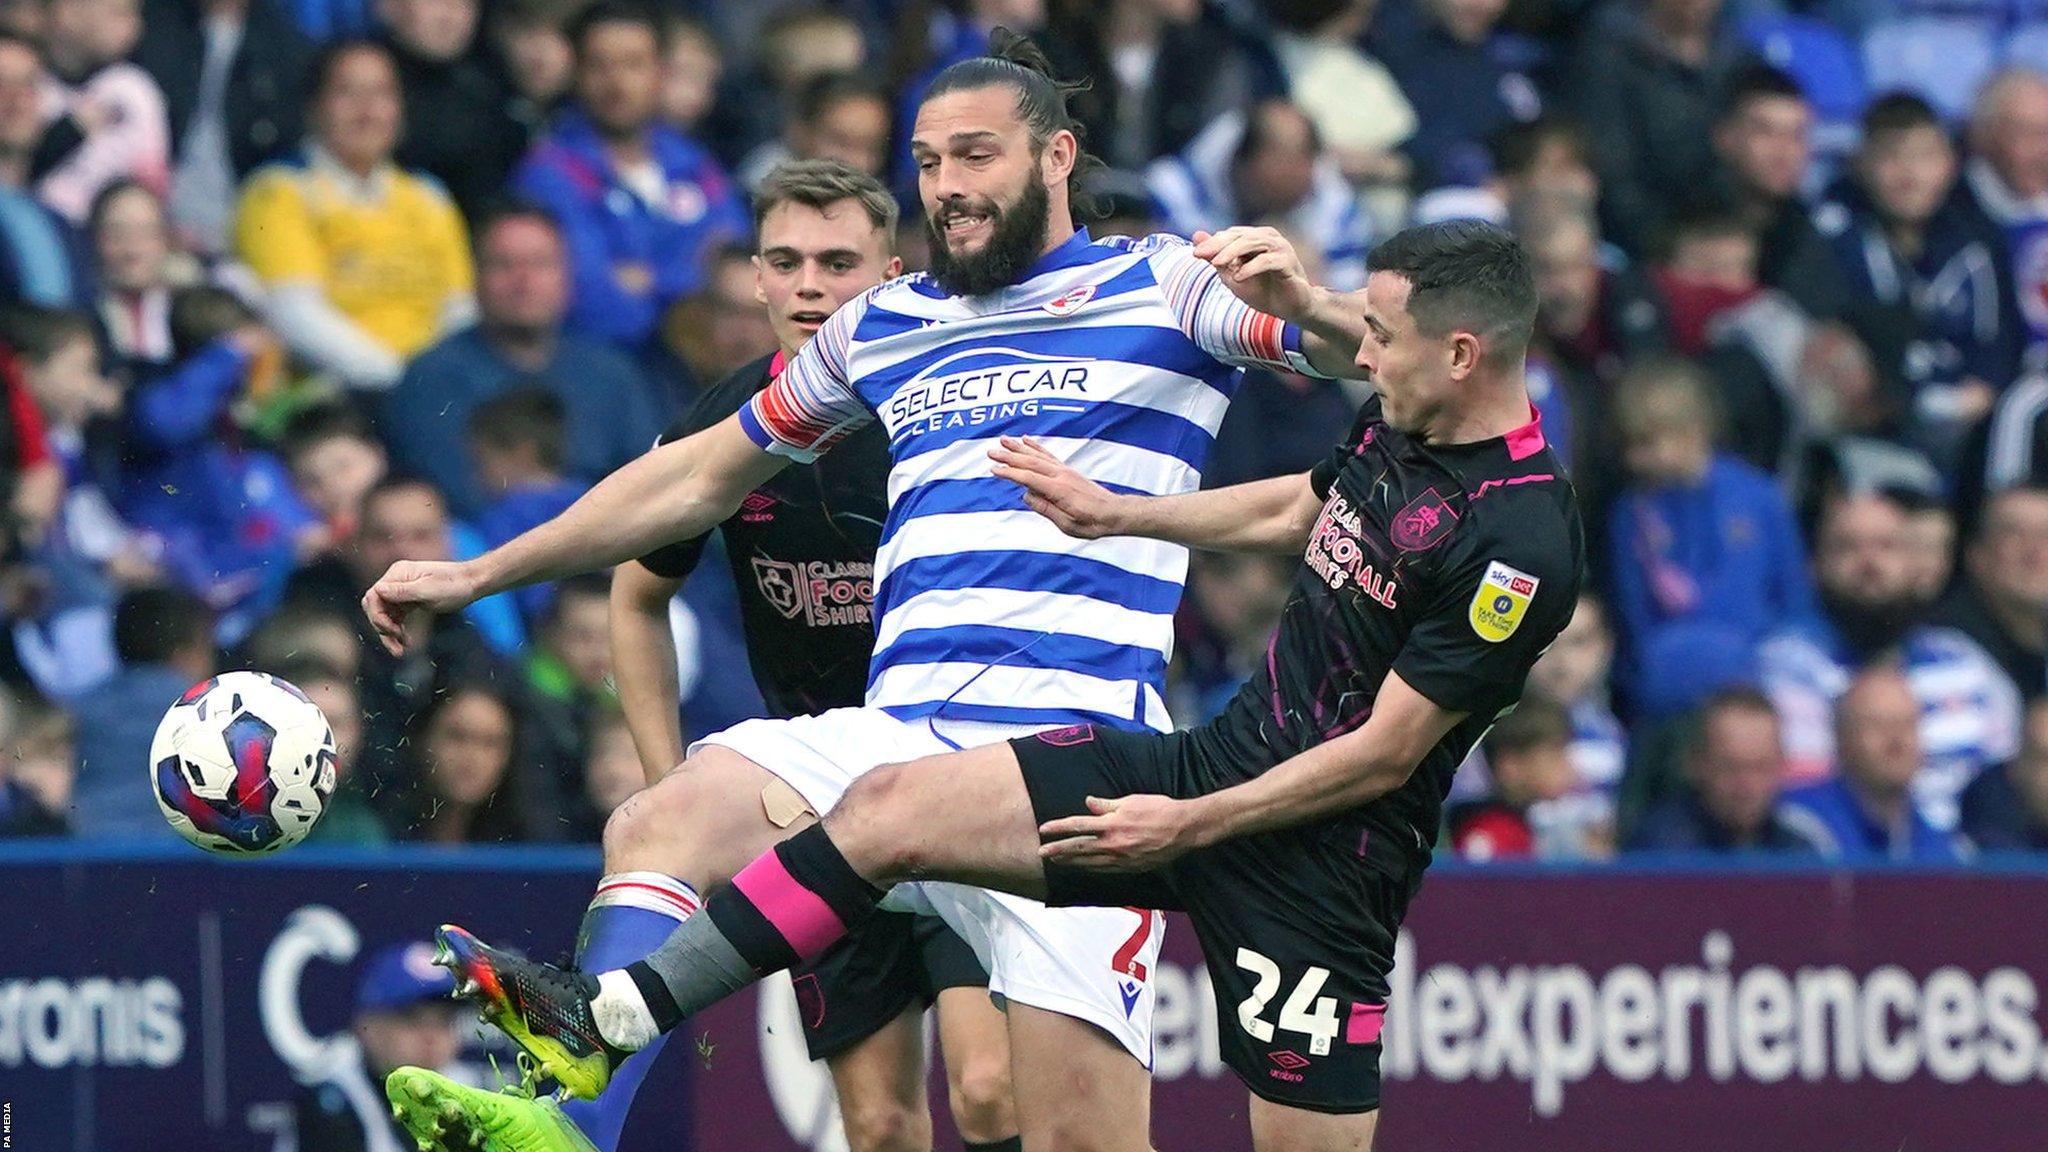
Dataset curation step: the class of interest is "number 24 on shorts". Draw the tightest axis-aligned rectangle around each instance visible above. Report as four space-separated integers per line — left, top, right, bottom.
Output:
1234 948 1348 1056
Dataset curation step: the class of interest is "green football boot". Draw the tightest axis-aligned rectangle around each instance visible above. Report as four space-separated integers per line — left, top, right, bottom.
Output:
433 924 622 1100
385 1066 600 1152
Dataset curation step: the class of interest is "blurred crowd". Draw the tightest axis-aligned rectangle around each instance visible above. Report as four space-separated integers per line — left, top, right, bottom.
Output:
1 0 2047 862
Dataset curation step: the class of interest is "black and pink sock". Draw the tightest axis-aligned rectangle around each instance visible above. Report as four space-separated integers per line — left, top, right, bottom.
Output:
624 825 884 1029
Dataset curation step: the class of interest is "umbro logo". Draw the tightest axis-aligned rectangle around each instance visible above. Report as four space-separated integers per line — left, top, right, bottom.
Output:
1267 1050 1311 1071
1043 284 1096 316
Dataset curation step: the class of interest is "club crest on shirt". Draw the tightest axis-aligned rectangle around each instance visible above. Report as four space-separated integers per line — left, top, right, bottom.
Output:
1390 488 1458 552
1469 560 1538 643
1043 284 1096 315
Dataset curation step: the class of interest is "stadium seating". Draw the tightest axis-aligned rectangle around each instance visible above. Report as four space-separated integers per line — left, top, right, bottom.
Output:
1862 16 2001 120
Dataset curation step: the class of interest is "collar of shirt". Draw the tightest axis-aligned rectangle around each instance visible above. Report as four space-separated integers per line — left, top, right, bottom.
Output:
306 143 394 203
1966 157 2048 224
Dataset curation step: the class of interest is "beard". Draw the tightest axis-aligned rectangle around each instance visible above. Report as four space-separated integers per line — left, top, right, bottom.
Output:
924 176 1051 298
1821 587 1921 660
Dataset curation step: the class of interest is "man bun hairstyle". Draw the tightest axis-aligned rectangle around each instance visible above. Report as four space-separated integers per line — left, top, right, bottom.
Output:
921 26 1101 220
1366 220 1538 358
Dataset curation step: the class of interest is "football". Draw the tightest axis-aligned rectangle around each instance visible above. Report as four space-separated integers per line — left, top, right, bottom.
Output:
151 670 338 854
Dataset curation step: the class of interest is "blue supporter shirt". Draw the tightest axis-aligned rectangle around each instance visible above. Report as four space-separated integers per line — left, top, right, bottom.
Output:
1781 777 1961 862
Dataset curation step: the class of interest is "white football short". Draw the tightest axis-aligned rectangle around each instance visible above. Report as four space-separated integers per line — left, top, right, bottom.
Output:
690 706 1165 1067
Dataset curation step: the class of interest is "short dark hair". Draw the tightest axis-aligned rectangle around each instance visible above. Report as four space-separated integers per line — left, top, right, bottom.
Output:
282 400 379 459
1694 686 1780 734
1364 221 1537 355
1861 91 1945 142
1483 695 1572 761
169 287 256 358
547 571 612 623
307 38 396 105
1658 195 1757 261
753 158 899 239
1717 63 1808 124
1491 116 1593 180
921 27 1100 219
362 473 446 517
795 71 888 128
85 178 163 243
0 305 96 364
1233 98 1320 169
474 201 563 249
468 387 567 473
567 0 664 58
113 586 213 667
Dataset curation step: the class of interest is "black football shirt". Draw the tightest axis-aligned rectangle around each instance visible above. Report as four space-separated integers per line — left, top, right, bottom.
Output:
636 352 891 718
1190 395 1585 867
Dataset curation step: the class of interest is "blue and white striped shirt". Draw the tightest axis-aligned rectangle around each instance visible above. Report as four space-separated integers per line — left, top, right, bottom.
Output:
739 229 1322 732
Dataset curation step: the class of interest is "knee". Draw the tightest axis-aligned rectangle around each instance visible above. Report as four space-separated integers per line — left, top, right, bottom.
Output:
838 1098 930 1152
600 756 711 866
828 762 925 881
945 1053 1016 1144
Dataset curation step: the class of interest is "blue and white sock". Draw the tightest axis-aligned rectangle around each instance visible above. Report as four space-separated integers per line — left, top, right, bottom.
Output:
560 872 699 1152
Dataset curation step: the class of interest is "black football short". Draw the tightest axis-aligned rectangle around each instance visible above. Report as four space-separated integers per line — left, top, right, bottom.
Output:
790 909 989 1061
1012 724 1420 1114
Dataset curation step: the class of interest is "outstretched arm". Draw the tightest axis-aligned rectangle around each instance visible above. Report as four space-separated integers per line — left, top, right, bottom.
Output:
1191 227 1369 381
1039 671 1464 869
363 415 786 654
991 436 1322 554
611 560 689 785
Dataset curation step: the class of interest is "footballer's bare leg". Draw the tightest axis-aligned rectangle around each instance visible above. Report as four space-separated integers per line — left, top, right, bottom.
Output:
601 745 815 891
1248 1096 1378 1152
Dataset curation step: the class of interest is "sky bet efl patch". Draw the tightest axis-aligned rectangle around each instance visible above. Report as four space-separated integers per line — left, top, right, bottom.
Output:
1469 560 1539 643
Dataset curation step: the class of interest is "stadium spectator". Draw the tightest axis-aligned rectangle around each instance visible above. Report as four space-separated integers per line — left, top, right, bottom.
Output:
1783 667 1962 861
513 2 747 352
1377 0 1541 192
1817 94 2021 463
293 941 461 1152
519 570 612 801
1708 64 1855 323
135 0 313 255
5 305 147 700
282 401 387 549
1761 489 2020 827
1264 0 1413 193
34 0 171 225
1935 484 2048 694
0 688 67 836
736 6 869 167
376 0 525 221
1957 70 2048 351
234 39 476 392
491 0 573 138
468 387 587 624
1958 696 2048 851
0 341 60 547
1448 696 1581 861
1606 358 1814 716
67 585 214 840
0 36 90 308
658 14 719 139
88 180 186 369
1627 687 1818 852
284 657 388 845
119 287 320 643
1525 593 1628 839
1148 98 1372 288
1566 0 1756 251
282 476 510 808
237 597 360 683
1170 550 1293 723
1412 115 1602 227
1900 492 1957 605
660 240 777 398
574 709 640 840
380 204 660 519
398 678 552 843
1041 0 1280 172
736 72 892 192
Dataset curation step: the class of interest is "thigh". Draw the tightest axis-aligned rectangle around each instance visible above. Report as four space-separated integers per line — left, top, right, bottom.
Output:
1180 830 1404 1117
794 912 929 1063
825 741 1050 897
1249 1096 1379 1152
1003 1001 1152 1152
